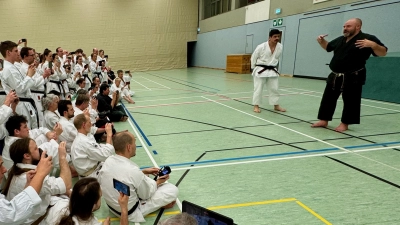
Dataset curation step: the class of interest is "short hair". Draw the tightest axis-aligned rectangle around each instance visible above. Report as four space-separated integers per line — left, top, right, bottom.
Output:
76 55 82 61
73 113 88 129
76 78 85 86
269 29 281 37
58 178 101 224
113 132 134 153
41 94 58 111
99 49 104 54
354 18 362 26
56 47 62 53
115 77 121 82
75 94 90 106
75 48 83 54
5 115 28 136
92 76 100 83
76 89 88 95
100 83 109 94
58 100 72 116
20 47 33 59
0 41 18 57
158 213 198 225
117 70 123 74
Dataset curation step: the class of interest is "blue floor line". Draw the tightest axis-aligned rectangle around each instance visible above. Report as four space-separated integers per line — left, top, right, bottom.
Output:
121 103 152 146
140 141 400 169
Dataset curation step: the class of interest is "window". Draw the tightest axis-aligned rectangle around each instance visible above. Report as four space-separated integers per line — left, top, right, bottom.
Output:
204 0 232 19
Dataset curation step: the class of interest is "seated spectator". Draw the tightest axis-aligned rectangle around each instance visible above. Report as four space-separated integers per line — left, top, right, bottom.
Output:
2 139 71 225
42 93 60 130
71 114 114 178
111 77 134 104
44 177 129 225
2 115 64 175
158 213 198 225
75 77 86 91
0 91 18 150
0 152 53 225
97 83 128 122
118 70 134 97
98 132 178 223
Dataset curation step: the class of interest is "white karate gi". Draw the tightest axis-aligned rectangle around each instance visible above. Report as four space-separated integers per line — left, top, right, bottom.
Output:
44 198 101 225
98 155 179 223
0 186 42 225
73 105 98 125
6 163 66 225
20 62 47 127
74 63 91 90
251 42 283 106
0 60 38 129
43 110 61 131
58 117 77 153
2 128 62 175
71 133 114 177
0 105 13 139
110 83 130 101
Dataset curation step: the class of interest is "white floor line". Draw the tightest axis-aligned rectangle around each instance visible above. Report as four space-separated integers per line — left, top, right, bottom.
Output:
201 96 400 172
284 90 400 113
126 112 183 212
134 88 170 92
132 80 151 90
289 87 400 108
140 76 171 89
172 145 400 171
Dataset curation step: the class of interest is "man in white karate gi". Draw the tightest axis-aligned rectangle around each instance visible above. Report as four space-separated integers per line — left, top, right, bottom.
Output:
98 132 178 223
251 29 286 113
0 41 39 128
71 114 114 178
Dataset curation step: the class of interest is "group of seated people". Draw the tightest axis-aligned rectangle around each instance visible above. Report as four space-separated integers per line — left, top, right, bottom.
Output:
0 40 182 224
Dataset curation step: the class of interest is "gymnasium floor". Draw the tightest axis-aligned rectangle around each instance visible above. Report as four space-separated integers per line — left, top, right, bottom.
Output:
94 68 400 225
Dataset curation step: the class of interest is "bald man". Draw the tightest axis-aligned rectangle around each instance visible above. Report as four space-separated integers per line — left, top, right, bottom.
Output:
312 18 387 132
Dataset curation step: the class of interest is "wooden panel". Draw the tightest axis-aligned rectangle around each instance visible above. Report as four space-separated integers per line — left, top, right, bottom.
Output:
226 54 251 74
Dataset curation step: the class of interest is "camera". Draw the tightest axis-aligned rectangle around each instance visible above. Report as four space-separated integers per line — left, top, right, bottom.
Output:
154 166 171 180
70 52 75 55
39 148 49 158
104 55 108 58
21 38 27 42
125 70 130 73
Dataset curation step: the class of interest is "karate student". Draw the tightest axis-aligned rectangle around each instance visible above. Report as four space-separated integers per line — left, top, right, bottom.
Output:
0 41 39 128
98 132 178 223
251 29 286 113
2 139 71 225
71 114 114 178
0 152 53 225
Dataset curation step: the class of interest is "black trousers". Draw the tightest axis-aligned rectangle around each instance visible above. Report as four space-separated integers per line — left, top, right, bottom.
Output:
317 75 363 124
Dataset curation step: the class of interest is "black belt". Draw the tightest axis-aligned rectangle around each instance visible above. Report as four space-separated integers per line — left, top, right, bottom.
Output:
107 200 139 216
31 90 45 94
0 91 5 95
94 72 102 80
49 80 66 97
331 68 365 91
19 97 40 128
255 65 280 75
83 74 93 85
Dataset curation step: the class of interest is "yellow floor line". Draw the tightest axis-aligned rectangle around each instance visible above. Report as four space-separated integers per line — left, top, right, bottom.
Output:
99 197 297 222
296 201 332 225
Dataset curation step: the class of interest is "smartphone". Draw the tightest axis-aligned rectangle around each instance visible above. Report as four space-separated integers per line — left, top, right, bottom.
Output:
84 64 88 69
125 70 130 73
113 178 130 196
154 166 171 180
39 148 49 158
70 52 75 55
104 55 108 58
48 61 53 69
21 38 27 42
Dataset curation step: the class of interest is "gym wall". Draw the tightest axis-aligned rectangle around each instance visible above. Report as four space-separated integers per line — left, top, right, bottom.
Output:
0 0 198 71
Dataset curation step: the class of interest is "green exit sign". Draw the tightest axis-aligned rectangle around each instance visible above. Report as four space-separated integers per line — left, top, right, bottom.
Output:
273 18 283 27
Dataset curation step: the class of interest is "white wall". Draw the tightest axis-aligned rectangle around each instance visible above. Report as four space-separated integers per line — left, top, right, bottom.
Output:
245 0 270 24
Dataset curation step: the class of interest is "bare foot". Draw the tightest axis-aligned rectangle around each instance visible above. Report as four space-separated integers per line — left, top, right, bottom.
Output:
311 120 328 128
162 200 176 209
335 123 348 132
253 105 261 113
274 105 286 112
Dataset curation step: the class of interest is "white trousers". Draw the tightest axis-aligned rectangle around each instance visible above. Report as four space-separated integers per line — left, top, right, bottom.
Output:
252 76 280 106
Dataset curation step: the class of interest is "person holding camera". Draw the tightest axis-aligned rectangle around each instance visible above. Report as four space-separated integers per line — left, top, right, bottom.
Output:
98 132 178 223
2 139 71 225
71 114 114 178
111 77 135 104
97 83 128 122
0 41 39 129
0 152 54 225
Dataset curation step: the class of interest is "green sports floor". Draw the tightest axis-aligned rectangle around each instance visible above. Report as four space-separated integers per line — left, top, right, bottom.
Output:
92 68 400 225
